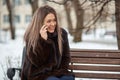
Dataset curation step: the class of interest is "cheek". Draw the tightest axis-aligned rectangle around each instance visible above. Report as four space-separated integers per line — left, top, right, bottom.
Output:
46 23 50 27
44 22 50 27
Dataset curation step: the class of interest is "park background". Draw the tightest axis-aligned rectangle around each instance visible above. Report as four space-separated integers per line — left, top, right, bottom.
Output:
0 0 119 80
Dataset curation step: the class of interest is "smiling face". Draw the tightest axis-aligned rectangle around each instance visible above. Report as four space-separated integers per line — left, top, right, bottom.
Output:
43 13 57 33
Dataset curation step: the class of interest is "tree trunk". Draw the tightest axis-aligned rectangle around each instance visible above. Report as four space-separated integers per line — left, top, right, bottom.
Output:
6 0 15 39
115 0 120 49
29 0 38 15
73 0 84 42
64 2 73 35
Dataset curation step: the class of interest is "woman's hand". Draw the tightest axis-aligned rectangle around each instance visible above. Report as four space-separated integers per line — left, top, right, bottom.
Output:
40 25 48 40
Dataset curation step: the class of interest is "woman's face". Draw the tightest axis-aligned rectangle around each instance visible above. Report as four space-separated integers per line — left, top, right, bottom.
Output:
43 13 57 33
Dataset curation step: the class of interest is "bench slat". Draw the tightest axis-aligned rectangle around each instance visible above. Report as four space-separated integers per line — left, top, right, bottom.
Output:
69 65 120 72
74 73 120 79
70 49 120 53
70 49 120 59
70 52 120 59
71 58 120 64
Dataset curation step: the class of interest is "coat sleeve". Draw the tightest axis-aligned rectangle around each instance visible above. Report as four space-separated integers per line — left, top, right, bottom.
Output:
59 29 71 70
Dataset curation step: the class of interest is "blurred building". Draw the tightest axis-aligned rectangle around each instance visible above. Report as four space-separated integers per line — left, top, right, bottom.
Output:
0 0 67 30
0 0 31 29
0 0 115 31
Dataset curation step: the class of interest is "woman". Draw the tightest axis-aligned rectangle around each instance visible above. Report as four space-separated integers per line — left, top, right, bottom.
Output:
21 5 75 80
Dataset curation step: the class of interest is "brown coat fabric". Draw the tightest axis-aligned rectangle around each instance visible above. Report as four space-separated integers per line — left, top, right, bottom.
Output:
21 28 74 80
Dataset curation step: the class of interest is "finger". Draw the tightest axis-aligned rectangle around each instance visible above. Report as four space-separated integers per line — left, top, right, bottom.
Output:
40 25 46 32
41 25 46 30
44 26 48 31
40 27 48 33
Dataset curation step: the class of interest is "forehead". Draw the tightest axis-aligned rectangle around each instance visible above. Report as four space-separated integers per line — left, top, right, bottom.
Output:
45 13 55 20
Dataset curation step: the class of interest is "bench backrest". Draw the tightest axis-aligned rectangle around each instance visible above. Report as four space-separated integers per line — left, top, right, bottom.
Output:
69 49 120 79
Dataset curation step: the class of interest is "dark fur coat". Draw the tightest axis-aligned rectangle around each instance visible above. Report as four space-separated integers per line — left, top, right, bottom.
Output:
21 28 74 80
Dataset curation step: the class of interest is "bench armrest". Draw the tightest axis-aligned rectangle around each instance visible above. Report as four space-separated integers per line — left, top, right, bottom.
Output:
7 68 21 80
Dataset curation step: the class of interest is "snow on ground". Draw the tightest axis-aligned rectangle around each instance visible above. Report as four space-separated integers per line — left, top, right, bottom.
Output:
0 28 118 80
69 33 117 50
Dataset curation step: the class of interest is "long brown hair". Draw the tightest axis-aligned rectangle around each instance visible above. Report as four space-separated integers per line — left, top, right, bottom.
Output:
24 5 62 56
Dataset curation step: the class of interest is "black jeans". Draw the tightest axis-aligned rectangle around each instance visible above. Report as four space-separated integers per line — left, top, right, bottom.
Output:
46 75 75 80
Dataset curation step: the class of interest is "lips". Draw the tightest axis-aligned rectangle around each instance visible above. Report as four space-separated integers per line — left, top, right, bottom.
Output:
48 26 55 30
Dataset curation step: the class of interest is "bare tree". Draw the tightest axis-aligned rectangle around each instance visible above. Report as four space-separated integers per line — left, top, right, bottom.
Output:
72 0 84 42
115 0 120 49
29 0 39 15
63 1 73 35
85 0 112 32
89 0 120 49
6 0 15 39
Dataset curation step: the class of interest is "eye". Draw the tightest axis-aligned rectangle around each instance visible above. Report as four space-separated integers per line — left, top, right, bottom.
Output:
47 20 51 23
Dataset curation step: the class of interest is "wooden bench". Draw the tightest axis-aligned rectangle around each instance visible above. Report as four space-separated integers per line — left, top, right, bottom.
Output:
7 49 120 80
69 49 120 79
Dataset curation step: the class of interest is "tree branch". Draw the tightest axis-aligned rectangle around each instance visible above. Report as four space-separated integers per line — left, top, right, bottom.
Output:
46 0 72 5
85 0 112 31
